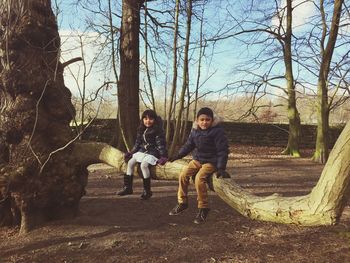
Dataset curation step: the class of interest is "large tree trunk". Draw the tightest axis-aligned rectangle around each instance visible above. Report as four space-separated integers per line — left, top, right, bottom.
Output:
281 0 301 157
85 120 350 226
118 0 143 150
0 0 88 234
313 0 344 163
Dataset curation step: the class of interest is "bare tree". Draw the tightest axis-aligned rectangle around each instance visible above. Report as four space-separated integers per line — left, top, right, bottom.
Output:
214 1 302 156
193 0 206 120
118 0 144 150
165 0 180 145
169 0 193 156
312 0 345 163
280 0 301 157
142 0 156 111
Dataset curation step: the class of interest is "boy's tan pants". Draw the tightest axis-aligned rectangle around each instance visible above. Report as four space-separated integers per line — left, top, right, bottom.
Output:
177 160 216 208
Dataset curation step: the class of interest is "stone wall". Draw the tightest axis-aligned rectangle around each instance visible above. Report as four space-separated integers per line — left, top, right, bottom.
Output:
81 119 120 146
81 119 344 149
221 122 342 148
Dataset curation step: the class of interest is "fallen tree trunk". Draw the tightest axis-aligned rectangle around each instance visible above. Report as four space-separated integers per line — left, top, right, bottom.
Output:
3 118 350 233
77 120 350 226
72 142 188 181
213 120 350 225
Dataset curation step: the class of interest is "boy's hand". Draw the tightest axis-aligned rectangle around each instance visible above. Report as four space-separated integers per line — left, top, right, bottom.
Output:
157 157 168 165
124 152 133 162
168 155 181 162
216 169 230 178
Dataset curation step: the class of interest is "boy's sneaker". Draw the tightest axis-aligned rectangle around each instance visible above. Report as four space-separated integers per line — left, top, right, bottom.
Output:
169 203 188 216
193 208 210 224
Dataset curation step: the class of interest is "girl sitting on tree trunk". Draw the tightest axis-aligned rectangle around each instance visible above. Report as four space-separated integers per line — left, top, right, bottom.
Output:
117 109 168 200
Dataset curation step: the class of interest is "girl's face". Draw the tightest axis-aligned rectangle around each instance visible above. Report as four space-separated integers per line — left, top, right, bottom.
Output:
196 114 213 130
143 116 155 128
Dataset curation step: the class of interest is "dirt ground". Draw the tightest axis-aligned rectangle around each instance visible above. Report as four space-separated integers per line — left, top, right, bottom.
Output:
1 145 350 263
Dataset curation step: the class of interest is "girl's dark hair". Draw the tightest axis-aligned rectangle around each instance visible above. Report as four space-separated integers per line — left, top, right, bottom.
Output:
137 109 162 133
141 109 157 120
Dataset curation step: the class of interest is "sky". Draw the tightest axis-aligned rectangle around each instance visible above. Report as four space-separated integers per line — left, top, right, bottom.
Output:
60 30 114 98
55 2 115 100
55 0 349 108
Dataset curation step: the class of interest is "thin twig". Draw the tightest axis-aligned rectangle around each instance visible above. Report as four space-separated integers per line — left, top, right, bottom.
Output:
28 80 50 166
39 117 95 174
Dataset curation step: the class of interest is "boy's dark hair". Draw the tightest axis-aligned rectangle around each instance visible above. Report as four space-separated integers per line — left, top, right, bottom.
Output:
137 109 162 133
196 107 214 119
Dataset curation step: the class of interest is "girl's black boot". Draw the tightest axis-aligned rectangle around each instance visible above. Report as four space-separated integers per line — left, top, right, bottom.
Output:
117 174 133 195
140 178 152 200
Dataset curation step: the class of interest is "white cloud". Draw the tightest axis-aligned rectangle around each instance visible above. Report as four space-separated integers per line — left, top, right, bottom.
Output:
292 0 316 29
271 0 316 32
339 15 350 35
59 30 116 98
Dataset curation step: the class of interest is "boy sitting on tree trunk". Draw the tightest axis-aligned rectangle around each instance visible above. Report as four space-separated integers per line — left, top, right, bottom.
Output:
168 107 229 224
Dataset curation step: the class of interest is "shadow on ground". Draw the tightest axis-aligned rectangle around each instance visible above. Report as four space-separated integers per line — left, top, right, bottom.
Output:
1 147 350 263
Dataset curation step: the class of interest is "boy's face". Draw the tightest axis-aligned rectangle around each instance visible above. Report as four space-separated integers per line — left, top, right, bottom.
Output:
196 114 213 130
143 116 155 127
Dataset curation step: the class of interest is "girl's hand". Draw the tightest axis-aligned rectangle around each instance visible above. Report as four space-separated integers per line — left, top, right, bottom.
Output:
157 157 168 165
124 152 133 162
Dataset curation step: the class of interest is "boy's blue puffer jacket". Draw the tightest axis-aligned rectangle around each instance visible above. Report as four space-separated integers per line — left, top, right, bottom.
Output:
177 117 229 170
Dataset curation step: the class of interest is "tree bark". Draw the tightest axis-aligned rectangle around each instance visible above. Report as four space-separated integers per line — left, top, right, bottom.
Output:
313 0 344 163
118 0 143 150
144 1 156 111
281 0 301 157
0 0 87 234
71 142 186 181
